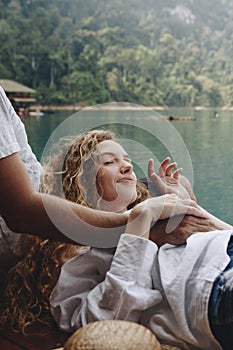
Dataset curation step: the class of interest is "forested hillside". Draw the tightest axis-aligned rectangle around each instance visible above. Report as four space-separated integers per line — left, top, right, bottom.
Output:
1 0 233 107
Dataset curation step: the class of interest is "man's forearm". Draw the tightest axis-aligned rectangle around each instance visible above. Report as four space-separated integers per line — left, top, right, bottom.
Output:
10 192 128 247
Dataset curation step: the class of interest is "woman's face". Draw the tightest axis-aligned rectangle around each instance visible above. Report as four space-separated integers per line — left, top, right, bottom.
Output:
95 140 137 212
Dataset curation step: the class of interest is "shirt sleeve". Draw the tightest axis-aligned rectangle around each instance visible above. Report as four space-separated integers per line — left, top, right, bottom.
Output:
0 86 20 158
50 234 162 332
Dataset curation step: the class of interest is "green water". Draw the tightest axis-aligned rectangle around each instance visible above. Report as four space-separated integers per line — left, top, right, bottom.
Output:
23 107 233 225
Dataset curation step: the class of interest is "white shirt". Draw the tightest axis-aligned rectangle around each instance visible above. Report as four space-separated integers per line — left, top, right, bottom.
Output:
50 229 233 350
0 86 41 258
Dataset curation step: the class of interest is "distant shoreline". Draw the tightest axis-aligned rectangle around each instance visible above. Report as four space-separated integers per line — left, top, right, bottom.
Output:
36 104 232 111
38 105 166 111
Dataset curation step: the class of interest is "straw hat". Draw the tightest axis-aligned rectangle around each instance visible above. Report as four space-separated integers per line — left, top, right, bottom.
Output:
63 320 161 350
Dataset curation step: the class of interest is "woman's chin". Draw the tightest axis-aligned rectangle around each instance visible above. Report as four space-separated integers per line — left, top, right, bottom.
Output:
97 191 137 212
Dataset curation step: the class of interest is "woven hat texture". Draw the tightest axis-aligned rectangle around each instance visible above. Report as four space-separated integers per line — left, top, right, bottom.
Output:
64 320 161 350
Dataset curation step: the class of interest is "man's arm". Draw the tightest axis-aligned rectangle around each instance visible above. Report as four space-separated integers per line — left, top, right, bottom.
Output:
0 153 127 247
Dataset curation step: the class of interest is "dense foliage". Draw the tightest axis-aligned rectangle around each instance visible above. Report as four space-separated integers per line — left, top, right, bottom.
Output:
1 0 233 107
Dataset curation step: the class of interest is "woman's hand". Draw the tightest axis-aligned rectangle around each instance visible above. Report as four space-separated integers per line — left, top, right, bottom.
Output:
125 194 206 240
148 158 193 200
134 194 204 221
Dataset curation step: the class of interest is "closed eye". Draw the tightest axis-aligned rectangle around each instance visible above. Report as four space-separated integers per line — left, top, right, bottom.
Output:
104 157 132 165
104 160 114 165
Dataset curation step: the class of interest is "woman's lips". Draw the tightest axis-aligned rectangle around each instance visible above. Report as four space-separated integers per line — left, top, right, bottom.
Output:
117 178 135 183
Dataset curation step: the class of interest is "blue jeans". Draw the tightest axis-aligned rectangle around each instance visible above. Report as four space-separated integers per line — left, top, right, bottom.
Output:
209 237 233 349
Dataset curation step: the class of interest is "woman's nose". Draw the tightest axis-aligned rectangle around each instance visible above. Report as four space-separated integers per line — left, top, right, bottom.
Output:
120 161 132 173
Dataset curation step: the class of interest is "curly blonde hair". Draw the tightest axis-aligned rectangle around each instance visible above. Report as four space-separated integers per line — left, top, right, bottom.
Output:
1 129 149 334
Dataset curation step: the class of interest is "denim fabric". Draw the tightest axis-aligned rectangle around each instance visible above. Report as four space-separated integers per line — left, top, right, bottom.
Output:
209 237 233 349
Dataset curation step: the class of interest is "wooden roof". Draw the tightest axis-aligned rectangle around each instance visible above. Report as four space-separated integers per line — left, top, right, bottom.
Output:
0 79 36 94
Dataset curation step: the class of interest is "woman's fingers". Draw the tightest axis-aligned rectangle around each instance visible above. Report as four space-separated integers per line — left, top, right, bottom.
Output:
165 162 176 176
158 157 170 177
149 157 182 181
157 157 182 178
148 159 167 192
148 158 155 178
165 195 206 218
184 201 206 218
172 167 183 179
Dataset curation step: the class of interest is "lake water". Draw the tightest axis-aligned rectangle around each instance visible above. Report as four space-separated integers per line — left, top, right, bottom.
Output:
23 105 233 225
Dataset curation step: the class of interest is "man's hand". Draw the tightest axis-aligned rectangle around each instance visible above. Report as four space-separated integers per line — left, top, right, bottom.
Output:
149 214 226 247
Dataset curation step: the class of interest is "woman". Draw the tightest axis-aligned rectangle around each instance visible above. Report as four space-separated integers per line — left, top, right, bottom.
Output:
47 131 232 349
